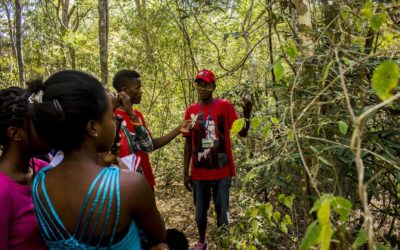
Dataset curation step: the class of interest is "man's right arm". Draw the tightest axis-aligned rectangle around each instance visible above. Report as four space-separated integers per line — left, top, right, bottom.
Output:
183 136 192 192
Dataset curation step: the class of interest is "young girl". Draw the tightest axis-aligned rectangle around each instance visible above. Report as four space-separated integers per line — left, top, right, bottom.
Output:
0 87 47 249
30 70 167 249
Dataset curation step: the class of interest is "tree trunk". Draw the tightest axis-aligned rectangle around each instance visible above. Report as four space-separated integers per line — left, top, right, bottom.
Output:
98 0 109 85
134 0 154 64
14 0 25 88
292 0 314 57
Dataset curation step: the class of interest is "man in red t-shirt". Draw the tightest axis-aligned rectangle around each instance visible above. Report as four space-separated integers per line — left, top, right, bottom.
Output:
112 70 190 188
183 69 252 250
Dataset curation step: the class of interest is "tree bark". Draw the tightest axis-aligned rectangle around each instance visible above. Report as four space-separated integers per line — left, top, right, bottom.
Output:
98 0 109 85
292 0 314 57
14 0 25 88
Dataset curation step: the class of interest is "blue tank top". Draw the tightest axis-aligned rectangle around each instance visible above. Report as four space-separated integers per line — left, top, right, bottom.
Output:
32 166 141 249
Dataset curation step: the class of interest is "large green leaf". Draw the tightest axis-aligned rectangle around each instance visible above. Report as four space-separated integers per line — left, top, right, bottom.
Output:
369 13 387 31
318 224 333 250
332 196 352 222
371 61 399 101
231 118 245 134
317 201 331 225
300 221 321 250
274 61 285 81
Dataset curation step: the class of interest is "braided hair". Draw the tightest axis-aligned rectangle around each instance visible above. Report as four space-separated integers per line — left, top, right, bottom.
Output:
0 87 29 150
30 70 109 152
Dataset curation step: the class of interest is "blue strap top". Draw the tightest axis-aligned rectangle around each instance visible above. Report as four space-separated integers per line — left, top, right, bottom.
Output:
32 166 141 250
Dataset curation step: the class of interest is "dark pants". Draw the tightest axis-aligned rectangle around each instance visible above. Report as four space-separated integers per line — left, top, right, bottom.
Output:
192 177 232 228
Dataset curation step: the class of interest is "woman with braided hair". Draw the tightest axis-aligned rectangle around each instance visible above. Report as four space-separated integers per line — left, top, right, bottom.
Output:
30 70 168 249
0 86 48 249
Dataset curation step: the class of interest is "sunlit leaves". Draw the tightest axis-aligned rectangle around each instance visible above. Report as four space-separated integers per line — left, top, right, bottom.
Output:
360 1 373 18
271 117 279 125
371 61 399 101
251 118 261 131
302 195 353 250
300 221 321 250
274 61 285 81
285 40 298 60
231 118 245 134
369 13 387 31
278 194 295 209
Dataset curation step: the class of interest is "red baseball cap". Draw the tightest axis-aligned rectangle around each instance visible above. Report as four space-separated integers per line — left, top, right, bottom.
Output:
195 69 216 84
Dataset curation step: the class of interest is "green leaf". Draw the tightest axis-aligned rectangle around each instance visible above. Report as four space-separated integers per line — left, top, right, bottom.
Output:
262 125 270 139
283 214 293 225
369 13 387 31
274 61 285 81
382 32 393 42
372 61 399 101
251 118 261 131
317 201 331 225
271 117 279 125
231 118 245 134
311 194 334 214
300 221 321 250
352 229 368 249
287 129 294 142
318 156 333 167
267 96 276 107
285 40 298 60
264 202 273 220
279 194 295 209
338 121 349 135
340 5 352 20
332 196 352 222
318 224 333 250
248 246 257 250
360 1 373 18
322 61 333 87
273 211 281 222
280 222 288 234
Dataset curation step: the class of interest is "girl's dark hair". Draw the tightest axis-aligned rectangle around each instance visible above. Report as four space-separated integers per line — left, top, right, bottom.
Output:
0 87 29 149
30 70 108 152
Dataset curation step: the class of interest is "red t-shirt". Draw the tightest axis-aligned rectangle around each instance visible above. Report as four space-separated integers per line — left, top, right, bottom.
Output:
114 108 156 187
183 98 239 181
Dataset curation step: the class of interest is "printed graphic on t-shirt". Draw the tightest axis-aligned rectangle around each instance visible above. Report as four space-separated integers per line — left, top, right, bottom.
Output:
193 115 228 169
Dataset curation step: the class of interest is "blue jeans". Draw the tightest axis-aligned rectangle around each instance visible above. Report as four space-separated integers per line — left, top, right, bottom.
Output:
192 177 232 228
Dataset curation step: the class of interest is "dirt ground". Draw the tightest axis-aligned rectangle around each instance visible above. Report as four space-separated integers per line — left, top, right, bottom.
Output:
154 180 237 250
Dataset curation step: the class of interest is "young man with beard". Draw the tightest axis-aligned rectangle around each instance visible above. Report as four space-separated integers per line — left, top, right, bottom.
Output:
183 69 252 250
113 70 190 188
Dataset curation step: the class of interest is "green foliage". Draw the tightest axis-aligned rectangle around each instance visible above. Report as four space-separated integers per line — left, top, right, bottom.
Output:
273 61 285 82
369 13 387 31
352 229 368 249
231 118 246 134
302 195 353 250
321 61 333 87
338 121 349 135
371 61 399 101
285 40 298 60
360 1 374 18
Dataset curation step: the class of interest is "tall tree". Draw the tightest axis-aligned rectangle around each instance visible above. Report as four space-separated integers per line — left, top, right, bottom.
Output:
14 0 24 87
98 0 108 85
